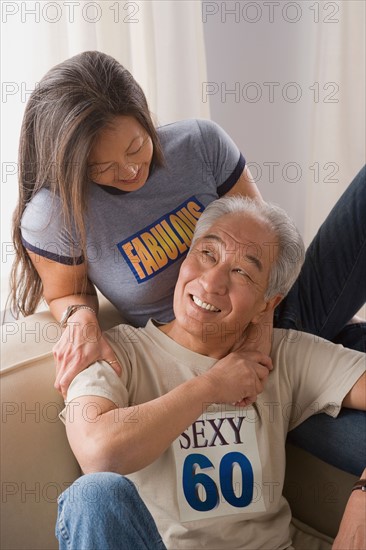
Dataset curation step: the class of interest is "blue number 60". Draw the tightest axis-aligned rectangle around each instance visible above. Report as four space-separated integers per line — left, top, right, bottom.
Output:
182 452 253 512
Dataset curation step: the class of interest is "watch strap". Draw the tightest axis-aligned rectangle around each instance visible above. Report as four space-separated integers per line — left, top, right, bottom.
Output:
60 305 96 328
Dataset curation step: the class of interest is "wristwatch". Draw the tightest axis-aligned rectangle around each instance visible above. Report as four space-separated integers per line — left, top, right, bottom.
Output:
59 305 96 329
351 479 366 492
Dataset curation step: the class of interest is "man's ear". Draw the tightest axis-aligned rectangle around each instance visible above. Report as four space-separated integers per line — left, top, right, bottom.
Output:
251 294 283 324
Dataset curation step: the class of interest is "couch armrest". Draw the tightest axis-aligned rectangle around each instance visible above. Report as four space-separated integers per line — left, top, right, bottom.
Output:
0 298 123 550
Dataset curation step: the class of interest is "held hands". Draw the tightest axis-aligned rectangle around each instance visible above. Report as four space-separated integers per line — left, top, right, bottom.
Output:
201 311 275 407
241 309 275 356
53 309 122 398
202 350 273 408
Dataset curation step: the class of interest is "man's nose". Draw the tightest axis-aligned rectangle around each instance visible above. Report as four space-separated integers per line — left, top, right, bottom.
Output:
199 264 228 295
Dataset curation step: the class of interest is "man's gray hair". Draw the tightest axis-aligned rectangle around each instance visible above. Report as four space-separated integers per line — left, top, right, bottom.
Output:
190 196 305 300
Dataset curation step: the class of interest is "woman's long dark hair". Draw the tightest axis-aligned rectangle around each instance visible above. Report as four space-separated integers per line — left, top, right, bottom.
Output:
10 51 164 316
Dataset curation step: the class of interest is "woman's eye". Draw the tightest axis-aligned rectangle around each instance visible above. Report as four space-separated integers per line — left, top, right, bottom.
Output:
128 147 141 156
128 137 148 156
99 166 113 174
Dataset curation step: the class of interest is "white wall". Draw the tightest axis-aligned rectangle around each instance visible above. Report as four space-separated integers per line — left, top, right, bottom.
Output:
202 0 365 243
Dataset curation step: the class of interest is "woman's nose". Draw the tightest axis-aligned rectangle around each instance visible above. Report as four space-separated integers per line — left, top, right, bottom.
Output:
117 162 138 180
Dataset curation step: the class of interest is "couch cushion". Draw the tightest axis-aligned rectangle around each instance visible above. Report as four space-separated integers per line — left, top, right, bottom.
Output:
1 299 123 549
1 352 80 549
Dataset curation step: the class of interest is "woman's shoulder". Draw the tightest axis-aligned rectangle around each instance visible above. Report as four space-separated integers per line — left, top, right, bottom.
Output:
24 187 59 208
21 188 63 234
157 118 222 139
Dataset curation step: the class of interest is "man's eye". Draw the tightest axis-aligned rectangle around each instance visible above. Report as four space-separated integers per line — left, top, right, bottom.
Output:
234 268 251 279
201 249 215 259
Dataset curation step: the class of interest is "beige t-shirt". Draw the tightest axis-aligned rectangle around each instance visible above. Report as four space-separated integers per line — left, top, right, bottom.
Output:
62 322 365 550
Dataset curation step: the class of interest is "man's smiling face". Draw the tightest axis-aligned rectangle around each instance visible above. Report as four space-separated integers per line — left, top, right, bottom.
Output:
169 212 280 355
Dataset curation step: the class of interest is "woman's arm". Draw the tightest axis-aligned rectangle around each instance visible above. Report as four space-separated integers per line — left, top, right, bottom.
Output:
225 165 263 201
27 251 122 396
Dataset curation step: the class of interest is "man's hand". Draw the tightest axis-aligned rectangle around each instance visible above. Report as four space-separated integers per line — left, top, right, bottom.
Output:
332 472 366 550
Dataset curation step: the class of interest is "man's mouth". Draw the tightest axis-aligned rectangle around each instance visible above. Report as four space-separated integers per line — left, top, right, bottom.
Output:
191 295 221 312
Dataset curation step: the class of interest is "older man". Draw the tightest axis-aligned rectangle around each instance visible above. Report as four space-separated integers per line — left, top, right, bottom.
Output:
58 197 365 550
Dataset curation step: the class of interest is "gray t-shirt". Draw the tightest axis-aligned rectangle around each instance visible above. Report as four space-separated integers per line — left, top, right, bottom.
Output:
21 119 245 326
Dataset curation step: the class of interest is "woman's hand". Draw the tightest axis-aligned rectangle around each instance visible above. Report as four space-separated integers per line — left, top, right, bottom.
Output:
53 309 122 398
203 310 274 406
241 309 275 356
202 349 273 407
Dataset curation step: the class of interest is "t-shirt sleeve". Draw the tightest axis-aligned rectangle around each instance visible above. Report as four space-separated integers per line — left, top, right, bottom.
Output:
20 189 83 265
59 325 134 424
278 330 365 430
195 119 246 196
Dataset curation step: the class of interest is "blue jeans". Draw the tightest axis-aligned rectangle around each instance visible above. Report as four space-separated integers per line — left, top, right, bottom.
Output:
56 472 166 550
274 165 366 475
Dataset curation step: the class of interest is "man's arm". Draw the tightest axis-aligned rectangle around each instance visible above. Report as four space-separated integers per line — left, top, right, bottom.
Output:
332 468 366 550
342 372 366 410
65 350 271 475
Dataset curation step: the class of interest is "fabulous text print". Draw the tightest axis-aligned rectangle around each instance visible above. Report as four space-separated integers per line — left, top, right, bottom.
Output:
117 198 204 283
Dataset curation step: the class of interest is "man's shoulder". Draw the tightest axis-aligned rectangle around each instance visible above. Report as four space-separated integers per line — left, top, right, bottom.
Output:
271 328 326 361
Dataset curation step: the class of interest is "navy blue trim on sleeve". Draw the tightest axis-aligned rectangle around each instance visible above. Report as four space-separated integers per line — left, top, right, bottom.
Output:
217 153 246 197
22 238 84 265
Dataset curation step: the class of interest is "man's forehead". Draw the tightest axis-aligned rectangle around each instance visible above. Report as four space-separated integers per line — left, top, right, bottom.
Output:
201 215 275 249
199 214 278 264
200 233 279 272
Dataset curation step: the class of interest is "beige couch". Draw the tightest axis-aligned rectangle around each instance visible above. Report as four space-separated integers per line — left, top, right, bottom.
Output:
1 298 357 549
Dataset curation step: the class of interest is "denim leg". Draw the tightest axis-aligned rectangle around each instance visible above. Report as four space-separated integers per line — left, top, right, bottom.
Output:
287 322 366 476
274 166 366 476
332 322 366 353
275 164 366 340
287 409 366 476
55 472 167 550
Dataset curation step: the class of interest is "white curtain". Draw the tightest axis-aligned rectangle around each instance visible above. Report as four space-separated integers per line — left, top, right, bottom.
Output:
1 0 209 309
305 1 365 242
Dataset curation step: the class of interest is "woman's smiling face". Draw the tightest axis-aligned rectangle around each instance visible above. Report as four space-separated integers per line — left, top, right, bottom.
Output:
88 116 153 192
